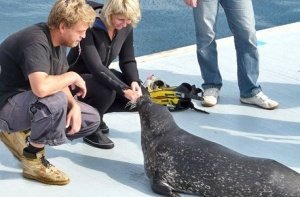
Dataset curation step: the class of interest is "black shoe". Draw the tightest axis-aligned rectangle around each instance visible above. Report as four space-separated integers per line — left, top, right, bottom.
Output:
99 121 109 134
83 131 114 149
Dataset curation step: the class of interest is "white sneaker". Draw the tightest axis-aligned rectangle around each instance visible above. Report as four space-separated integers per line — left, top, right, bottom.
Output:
240 92 279 110
202 88 219 107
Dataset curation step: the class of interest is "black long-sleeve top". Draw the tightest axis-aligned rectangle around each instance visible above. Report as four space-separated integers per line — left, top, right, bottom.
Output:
67 18 139 95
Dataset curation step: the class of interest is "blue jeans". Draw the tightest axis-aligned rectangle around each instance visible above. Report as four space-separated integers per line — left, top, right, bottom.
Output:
193 0 262 98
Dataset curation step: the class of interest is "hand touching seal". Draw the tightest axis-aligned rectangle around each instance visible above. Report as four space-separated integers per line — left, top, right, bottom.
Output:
124 88 141 103
131 81 142 96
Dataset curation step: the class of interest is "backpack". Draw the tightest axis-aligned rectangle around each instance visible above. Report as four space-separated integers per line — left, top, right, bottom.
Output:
143 75 209 114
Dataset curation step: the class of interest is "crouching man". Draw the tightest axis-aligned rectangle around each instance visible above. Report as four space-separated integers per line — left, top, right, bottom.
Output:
0 0 99 185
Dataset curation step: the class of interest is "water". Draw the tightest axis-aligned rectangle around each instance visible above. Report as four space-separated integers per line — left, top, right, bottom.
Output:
0 0 299 56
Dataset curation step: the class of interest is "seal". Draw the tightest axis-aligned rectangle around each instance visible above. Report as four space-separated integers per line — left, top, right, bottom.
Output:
135 94 300 197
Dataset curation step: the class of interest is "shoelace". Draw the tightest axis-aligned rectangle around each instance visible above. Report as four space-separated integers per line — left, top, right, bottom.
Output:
40 156 52 168
25 136 29 145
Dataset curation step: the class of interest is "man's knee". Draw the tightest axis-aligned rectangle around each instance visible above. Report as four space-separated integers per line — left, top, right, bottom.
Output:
30 92 68 123
30 92 68 145
34 92 68 114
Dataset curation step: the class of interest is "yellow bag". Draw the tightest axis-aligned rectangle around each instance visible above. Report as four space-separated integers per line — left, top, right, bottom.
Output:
143 75 208 114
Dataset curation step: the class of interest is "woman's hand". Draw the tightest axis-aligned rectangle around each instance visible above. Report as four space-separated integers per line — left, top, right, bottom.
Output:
184 0 198 7
131 81 142 96
123 81 142 102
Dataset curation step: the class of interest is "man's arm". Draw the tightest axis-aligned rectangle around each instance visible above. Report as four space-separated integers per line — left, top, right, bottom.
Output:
28 71 86 98
29 71 86 134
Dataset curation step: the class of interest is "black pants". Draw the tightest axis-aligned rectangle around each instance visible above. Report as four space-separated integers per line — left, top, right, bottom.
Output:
78 70 135 120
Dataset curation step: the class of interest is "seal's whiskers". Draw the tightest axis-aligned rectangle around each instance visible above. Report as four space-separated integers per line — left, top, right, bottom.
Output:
125 101 136 110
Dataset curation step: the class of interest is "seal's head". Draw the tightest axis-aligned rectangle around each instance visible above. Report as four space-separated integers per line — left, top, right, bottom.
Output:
136 94 178 145
136 94 173 127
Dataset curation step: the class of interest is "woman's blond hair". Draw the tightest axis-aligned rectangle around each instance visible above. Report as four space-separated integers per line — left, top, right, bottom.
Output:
100 0 141 27
48 0 96 29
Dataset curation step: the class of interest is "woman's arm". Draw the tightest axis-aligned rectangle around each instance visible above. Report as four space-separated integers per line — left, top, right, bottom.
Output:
118 28 140 85
80 29 129 95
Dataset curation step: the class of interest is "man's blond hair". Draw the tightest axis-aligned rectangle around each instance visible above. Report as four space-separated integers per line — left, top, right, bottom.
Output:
48 0 96 29
100 0 141 27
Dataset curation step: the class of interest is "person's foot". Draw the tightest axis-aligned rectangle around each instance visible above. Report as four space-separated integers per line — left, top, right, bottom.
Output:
99 121 109 134
240 92 279 110
83 130 114 149
0 130 30 161
201 88 219 107
22 149 70 185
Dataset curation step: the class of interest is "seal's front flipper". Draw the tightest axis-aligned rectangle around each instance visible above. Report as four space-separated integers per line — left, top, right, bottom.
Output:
151 178 180 197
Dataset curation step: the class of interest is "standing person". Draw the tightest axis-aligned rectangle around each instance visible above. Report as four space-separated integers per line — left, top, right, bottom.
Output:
67 0 142 149
184 0 279 109
0 0 99 185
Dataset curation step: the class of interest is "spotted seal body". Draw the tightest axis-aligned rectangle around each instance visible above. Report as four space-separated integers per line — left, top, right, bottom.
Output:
135 95 300 197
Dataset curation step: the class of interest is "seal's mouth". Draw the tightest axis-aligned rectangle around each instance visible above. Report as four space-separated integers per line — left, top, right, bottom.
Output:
125 101 136 110
137 95 152 106
124 94 151 110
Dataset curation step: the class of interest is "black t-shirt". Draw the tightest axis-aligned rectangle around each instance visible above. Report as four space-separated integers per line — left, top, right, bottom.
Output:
0 23 68 109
